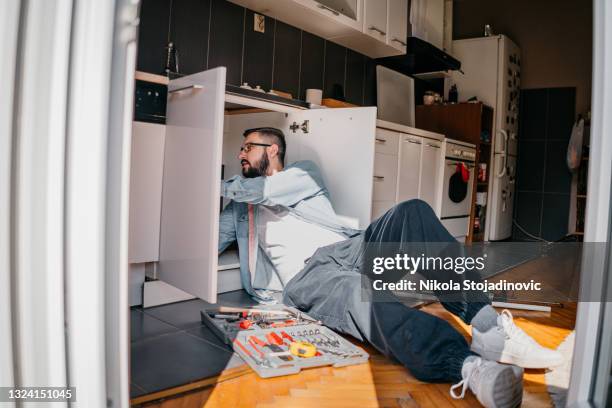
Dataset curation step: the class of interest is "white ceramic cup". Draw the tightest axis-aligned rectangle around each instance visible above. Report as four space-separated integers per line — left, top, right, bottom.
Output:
306 89 323 105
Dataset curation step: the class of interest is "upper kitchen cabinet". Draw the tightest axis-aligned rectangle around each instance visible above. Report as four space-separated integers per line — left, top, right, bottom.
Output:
229 0 361 39
387 0 408 53
229 0 408 58
363 0 387 43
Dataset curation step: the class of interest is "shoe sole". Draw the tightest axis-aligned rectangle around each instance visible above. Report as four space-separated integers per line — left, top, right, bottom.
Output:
489 366 523 408
471 345 563 369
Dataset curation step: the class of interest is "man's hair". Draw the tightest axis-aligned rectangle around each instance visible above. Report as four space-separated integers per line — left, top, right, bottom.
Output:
243 127 286 165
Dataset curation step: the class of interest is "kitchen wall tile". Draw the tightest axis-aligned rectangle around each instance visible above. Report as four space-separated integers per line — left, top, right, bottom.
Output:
512 191 543 240
363 58 377 106
345 49 365 105
323 41 347 100
169 0 210 75
243 9 275 90
544 141 572 194
516 140 545 192
208 0 244 85
299 31 325 100
519 89 547 140
272 21 301 98
541 193 570 241
137 0 171 74
547 87 576 141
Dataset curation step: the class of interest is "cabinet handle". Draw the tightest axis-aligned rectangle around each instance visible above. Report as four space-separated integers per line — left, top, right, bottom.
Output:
426 143 440 148
373 175 385 180
375 138 386 143
392 37 407 46
368 25 387 36
317 4 340 16
405 139 421 145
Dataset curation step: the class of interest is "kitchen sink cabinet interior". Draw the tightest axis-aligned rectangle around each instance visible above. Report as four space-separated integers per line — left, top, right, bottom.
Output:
129 67 377 305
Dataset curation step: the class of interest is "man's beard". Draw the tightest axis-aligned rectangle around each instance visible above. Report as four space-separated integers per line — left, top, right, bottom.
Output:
242 152 270 178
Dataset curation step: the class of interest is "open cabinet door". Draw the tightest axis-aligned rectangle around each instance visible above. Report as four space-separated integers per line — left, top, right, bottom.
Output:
285 107 377 228
158 68 226 303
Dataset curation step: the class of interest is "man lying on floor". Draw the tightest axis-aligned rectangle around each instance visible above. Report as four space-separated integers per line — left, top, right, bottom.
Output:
218 127 562 408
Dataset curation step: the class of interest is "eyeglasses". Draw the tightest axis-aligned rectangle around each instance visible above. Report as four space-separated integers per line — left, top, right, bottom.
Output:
239 142 271 153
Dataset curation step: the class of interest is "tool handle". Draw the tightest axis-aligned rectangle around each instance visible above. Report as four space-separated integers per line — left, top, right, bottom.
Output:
249 336 266 347
280 331 294 342
248 339 265 358
233 339 254 359
268 332 284 346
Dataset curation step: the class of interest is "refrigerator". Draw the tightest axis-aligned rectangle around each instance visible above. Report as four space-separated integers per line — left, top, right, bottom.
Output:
447 35 521 241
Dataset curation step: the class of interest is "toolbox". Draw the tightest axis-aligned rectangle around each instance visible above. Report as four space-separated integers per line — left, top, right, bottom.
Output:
200 305 369 378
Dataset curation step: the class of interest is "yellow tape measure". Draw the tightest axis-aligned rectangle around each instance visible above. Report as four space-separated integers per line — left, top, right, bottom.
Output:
289 341 317 358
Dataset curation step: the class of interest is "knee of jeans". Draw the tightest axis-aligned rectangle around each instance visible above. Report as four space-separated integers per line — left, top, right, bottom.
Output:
395 199 432 215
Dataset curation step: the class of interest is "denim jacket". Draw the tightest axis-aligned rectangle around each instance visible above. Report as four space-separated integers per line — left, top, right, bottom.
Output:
219 160 361 302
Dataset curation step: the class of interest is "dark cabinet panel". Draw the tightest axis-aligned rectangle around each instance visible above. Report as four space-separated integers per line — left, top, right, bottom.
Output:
243 9 275 90
208 0 244 85
272 21 301 98
137 0 171 74
169 0 210 75
299 31 324 100
345 49 365 105
323 41 346 100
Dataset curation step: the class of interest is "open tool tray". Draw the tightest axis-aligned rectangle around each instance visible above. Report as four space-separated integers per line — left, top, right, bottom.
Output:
200 306 369 378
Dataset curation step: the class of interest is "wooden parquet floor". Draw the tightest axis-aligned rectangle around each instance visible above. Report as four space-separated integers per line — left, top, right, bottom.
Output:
134 302 576 408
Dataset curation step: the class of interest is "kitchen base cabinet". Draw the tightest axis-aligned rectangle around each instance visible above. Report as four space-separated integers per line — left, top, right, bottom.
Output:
140 67 377 303
372 120 444 221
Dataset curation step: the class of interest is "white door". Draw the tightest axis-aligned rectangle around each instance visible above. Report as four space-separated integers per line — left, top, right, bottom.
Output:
364 0 387 42
397 134 422 203
284 107 377 229
387 0 407 52
158 68 226 303
419 139 442 209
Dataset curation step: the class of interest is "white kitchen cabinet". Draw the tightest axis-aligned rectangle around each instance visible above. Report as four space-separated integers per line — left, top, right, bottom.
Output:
387 0 408 52
228 0 361 39
373 152 398 202
155 67 376 303
371 121 444 221
397 134 422 202
374 127 400 155
128 121 165 263
419 139 442 208
228 0 406 58
158 68 226 304
363 0 387 42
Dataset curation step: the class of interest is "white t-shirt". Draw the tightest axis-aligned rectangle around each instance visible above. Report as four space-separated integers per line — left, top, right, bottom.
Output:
257 205 345 278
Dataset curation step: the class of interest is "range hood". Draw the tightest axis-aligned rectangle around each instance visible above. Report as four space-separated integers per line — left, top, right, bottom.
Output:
375 37 461 75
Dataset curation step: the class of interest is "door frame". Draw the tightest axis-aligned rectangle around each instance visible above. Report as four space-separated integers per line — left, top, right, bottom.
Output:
567 0 612 406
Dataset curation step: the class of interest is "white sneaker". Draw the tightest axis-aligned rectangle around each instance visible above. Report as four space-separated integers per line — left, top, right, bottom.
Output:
450 357 523 408
471 309 564 369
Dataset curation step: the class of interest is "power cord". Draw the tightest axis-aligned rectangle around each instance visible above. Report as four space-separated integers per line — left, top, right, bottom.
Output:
512 219 552 244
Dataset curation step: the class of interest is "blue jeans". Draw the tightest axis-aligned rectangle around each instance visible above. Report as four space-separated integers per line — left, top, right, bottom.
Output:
283 200 490 382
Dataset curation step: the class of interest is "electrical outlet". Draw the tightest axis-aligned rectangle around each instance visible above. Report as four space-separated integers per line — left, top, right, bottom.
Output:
254 13 265 33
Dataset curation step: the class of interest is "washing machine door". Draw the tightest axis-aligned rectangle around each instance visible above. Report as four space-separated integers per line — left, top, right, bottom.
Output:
441 160 475 218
